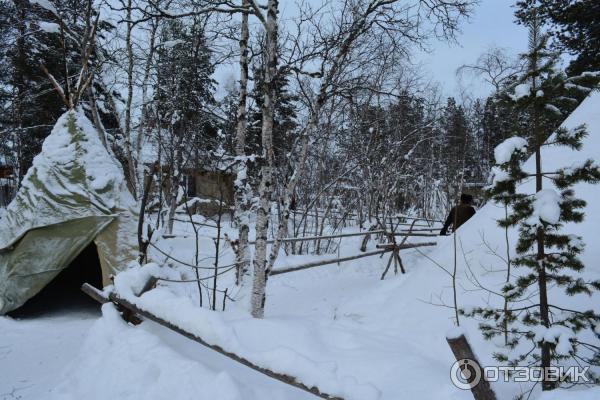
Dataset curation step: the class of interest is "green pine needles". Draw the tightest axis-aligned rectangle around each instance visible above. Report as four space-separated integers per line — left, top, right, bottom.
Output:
463 12 600 392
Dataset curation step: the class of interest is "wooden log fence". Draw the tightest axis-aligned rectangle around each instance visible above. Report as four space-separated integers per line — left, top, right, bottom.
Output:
248 230 437 246
271 242 437 276
392 232 438 237
249 230 386 245
81 220 440 398
376 242 437 250
81 210 443 400
81 283 343 400
159 228 436 245
293 209 442 224
270 249 390 276
172 218 219 229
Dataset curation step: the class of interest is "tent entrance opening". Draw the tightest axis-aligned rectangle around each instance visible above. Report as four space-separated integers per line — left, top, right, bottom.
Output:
9 242 103 317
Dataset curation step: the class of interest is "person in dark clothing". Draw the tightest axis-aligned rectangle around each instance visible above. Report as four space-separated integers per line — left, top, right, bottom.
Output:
440 193 476 236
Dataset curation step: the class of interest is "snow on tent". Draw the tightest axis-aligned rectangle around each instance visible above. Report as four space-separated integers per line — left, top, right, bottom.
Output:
0 110 138 315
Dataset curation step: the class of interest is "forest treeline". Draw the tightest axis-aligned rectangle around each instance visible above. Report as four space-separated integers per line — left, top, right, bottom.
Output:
1 1 597 218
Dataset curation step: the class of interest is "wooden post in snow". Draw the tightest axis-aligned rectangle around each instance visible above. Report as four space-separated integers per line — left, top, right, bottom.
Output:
446 332 497 400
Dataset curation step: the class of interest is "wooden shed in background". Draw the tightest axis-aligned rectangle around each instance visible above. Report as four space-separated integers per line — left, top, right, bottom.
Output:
182 168 235 217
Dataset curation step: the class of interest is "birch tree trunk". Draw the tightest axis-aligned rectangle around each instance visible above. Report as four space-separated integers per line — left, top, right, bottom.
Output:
267 121 313 272
135 20 158 194
266 2 372 275
267 0 381 274
234 0 252 292
87 83 108 150
124 0 138 198
257 0 382 314
251 0 471 316
165 131 184 235
251 0 278 319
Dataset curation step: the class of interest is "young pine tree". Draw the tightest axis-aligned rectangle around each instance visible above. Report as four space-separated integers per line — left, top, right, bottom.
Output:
467 15 600 392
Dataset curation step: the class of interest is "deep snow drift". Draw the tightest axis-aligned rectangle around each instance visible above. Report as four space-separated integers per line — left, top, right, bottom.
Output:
1 92 600 399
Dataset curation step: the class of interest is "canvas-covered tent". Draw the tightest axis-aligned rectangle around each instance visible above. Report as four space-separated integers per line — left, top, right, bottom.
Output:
0 110 138 314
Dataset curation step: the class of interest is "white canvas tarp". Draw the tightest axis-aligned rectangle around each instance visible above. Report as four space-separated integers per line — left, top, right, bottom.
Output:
0 110 138 314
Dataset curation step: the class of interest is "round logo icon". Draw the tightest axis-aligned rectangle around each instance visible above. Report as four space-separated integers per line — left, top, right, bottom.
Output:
450 358 482 390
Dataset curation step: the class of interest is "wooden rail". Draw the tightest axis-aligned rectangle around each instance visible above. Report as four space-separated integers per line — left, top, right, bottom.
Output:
270 241 436 276
81 283 343 400
376 242 437 250
172 218 219 229
392 232 438 237
270 249 391 276
248 230 436 245
81 282 109 303
249 230 387 245
292 209 442 224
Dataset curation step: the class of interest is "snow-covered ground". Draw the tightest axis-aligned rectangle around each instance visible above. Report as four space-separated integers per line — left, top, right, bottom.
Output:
0 304 99 400
2 92 600 400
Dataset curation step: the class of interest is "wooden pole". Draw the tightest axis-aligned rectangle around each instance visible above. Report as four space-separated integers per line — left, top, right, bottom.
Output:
249 230 386 245
446 333 497 400
270 249 390 276
247 231 435 246
82 277 157 324
81 282 109 304
398 228 439 232
172 218 219 229
294 209 443 224
395 252 405 274
380 252 395 279
392 232 438 237
81 282 342 398
107 292 344 400
376 242 437 250
389 223 436 228
271 242 437 276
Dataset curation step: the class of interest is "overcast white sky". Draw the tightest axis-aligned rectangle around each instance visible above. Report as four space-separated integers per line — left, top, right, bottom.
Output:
417 0 528 98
